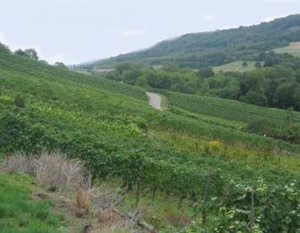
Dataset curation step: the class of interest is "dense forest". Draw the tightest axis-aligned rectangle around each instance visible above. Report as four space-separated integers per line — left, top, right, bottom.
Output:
86 14 300 68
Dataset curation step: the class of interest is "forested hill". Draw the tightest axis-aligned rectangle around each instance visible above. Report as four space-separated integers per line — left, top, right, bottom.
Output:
89 14 300 68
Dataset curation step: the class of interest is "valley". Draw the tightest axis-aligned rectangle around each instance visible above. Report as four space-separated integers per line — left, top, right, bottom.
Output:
1 14 300 233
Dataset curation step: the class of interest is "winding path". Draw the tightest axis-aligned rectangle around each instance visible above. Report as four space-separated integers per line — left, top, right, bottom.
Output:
146 92 162 111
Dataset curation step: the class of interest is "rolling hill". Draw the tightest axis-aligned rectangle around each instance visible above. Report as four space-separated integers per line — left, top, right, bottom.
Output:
86 14 300 69
0 36 300 232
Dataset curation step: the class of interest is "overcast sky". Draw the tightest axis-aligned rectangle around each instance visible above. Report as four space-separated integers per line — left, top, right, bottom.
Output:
0 0 299 65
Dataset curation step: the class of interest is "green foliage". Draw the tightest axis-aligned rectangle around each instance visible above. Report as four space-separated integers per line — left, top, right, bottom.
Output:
162 90 300 146
185 179 300 232
0 42 11 54
14 95 26 108
198 67 214 78
54 62 68 70
101 51 300 114
242 61 248 67
240 91 267 106
14 48 39 60
246 118 276 136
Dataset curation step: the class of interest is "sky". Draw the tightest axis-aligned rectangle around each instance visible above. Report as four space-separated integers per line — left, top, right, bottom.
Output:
0 0 300 65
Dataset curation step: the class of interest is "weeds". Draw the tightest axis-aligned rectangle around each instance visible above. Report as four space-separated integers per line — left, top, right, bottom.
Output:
1 152 85 191
76 187 91 210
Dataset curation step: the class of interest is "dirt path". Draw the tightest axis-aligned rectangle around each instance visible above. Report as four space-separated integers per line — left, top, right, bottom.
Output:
146 92 162 110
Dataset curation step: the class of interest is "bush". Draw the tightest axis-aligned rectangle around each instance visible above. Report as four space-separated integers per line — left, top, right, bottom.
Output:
246 118 276 136
14 95 26 108
240 91 268 106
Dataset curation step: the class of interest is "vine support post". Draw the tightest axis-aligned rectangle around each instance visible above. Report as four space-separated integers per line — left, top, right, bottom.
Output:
202 166 212 226
249 189 255 230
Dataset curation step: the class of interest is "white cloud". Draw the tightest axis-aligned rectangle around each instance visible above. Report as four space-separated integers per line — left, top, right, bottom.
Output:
0 33 73 64
123 29 148 37
0 34 40 54
46 53 67 65
202 14 216 21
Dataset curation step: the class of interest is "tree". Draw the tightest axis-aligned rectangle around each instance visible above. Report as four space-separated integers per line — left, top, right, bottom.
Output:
0 42 11 54
135 76 148 88
274 83 297 109
14 48 39 60
24 48 38 60
14 95 26 108
54 62 68 70
161 62 179 72
254 61 262 68
198 67 214 78
114 62 144 75
39 60 49 65
292 87 300 110
240 91 268 106
242 61 248 67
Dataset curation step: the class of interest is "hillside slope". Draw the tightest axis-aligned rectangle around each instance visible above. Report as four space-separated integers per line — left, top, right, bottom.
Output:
88 14 300 68
1 43 300 232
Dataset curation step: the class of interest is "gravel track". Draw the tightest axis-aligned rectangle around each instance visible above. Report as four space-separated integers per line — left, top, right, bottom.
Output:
146 92 162 110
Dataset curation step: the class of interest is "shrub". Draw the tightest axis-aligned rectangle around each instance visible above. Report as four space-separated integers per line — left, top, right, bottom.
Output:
14 95 26 108
246 118 276 136
240 91 268 106
205 140 222 155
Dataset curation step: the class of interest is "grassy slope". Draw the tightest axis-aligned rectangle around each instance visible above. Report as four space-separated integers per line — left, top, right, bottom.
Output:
273 41 300 57
1 50 300 230
214 41 300 72
0 173 64 233
213 61 258 73
164 91 300 124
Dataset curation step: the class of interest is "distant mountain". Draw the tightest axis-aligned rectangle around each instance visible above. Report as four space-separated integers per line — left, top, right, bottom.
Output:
88 14 300 69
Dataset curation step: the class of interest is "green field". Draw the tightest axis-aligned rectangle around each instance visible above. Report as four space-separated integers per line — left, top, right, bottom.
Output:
273 41 300 57
0 45 300 232
213 61 258 73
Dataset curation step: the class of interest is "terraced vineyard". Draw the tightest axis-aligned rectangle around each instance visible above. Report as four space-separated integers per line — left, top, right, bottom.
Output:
163 90 300 124
0 46 300 232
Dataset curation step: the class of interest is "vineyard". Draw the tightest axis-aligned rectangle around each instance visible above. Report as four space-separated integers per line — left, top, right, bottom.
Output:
0 47 300 232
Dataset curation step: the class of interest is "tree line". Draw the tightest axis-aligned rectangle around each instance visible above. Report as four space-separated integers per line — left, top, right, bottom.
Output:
103 51 300 111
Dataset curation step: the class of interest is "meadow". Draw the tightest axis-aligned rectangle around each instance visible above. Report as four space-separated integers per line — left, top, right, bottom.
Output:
213 61 258 73
273 41 300 57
